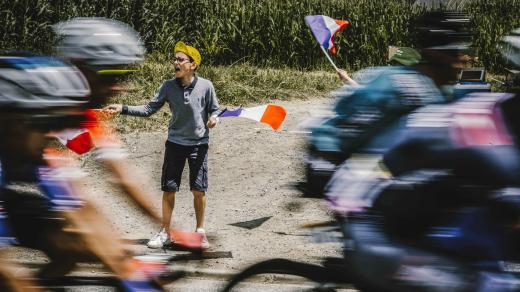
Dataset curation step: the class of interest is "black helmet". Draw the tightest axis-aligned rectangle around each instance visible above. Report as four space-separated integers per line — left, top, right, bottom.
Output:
414 11 473 51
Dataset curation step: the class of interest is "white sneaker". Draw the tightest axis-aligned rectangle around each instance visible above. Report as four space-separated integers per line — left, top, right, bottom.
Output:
147 228 172 249
196 228 210 250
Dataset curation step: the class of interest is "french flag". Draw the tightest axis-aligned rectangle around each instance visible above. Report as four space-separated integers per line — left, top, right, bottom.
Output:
304 15 349 54
219 104 287 130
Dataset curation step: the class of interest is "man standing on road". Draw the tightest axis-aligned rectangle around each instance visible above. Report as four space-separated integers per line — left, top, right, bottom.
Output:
106 41 220 249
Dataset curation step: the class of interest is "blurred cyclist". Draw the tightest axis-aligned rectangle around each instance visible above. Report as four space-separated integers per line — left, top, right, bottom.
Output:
0 53 88 292
0 23 170 292
358 24 520 247
0 54 166 291
52 17 162 224
325 11 474 214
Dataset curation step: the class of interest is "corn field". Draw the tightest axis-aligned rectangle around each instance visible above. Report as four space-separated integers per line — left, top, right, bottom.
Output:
1 0 520 71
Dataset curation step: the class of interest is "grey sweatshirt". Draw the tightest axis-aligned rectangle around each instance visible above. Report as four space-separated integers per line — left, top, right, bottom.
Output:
123 76 220 146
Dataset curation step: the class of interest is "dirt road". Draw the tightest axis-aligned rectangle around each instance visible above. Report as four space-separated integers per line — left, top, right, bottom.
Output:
81 97 340 273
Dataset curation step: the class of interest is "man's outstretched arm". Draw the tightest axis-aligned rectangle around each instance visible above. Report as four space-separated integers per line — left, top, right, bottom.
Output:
105 82 168 117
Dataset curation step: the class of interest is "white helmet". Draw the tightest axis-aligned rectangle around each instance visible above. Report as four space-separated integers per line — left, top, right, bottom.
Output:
53 17 145 67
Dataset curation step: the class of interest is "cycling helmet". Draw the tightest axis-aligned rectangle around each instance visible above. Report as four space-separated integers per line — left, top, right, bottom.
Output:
53 17 145 69
0 55 90 110
414 11 473 51
501 27 520 68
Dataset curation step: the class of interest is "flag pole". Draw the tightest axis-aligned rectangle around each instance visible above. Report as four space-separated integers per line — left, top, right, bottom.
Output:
319 46 339 71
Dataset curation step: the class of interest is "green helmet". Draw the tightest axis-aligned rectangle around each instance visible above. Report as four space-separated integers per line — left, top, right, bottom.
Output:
388 46 422 66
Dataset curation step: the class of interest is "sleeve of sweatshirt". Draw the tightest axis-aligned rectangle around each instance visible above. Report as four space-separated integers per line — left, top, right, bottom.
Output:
123 82 168 117
207 82 221 118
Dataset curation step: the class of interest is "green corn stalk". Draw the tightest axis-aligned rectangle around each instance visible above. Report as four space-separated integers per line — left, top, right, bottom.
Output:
0 0 519 72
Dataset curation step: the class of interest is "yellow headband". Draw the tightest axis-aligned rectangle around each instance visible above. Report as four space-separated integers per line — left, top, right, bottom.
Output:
174 41 201 66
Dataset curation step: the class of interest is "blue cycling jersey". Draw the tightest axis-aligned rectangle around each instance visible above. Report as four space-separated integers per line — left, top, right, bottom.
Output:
0 159 84 246
0 161 83 211
310 66 449 155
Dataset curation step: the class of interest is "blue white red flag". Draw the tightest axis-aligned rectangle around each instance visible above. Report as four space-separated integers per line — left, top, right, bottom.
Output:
219 104 286 130
304 15 349 54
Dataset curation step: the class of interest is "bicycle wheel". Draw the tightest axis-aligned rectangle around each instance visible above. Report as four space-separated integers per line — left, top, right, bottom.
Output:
221 258 338 292
33 270 185 291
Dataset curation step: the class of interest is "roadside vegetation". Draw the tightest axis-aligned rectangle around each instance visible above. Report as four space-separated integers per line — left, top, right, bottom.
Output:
2 0 520 71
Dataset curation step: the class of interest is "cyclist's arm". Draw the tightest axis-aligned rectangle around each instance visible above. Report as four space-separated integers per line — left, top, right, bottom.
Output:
102 157 162 223
337 68 359 86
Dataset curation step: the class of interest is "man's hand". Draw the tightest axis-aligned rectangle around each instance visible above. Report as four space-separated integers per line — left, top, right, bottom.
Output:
207 116 218 129
102 104 123 117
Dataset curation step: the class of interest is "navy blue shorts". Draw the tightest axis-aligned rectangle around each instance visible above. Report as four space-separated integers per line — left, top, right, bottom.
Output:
161 141 208 192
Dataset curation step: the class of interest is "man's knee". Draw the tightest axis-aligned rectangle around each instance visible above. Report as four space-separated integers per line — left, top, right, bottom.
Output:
192 190 205 197
163 191 176 200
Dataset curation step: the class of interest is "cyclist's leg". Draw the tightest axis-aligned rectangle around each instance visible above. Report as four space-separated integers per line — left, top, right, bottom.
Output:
0 265 38 292
5 185 145 280
0 249 39 292
57 200 136 278
2 190 84 281
36 195 165 290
